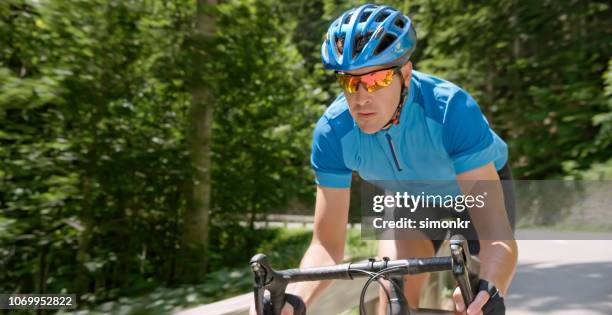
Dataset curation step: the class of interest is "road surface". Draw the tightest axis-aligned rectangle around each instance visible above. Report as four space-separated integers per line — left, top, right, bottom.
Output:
507 231 612 314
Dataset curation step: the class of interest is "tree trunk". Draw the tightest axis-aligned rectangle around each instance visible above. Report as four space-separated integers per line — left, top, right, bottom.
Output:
167 181 184 286
75 120 99 301
180 0 216 282
36 243 49 294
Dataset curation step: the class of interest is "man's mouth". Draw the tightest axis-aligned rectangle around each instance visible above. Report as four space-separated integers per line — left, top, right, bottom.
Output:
358 112 375 117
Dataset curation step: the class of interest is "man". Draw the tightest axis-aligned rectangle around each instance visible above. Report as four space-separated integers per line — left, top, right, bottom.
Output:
251 4 517 315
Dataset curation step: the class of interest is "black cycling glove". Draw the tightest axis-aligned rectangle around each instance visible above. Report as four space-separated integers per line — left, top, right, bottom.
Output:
477 279 506 315
263 293 306 315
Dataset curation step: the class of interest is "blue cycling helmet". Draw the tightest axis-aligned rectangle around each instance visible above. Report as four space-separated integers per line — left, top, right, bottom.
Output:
321 4 417 71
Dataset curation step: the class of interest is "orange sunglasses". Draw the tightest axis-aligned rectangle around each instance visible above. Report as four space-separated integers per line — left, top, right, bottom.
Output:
335 66 401 94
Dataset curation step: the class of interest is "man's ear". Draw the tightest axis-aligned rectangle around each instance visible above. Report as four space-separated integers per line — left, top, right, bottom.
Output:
402 61 412 87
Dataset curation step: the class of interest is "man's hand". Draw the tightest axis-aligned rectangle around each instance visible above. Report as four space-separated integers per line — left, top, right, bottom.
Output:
452 287 490 315
452 279 506 315
249 293 306 315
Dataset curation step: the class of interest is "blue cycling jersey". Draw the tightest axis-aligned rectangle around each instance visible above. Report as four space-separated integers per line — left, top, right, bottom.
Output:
311 70 508 188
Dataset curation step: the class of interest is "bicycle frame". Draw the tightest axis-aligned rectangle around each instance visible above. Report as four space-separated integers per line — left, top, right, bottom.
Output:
251 234 480 315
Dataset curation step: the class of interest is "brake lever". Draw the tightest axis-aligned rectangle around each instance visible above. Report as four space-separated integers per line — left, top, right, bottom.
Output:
450 235 474 309
250 254 288 315
251 254 271 315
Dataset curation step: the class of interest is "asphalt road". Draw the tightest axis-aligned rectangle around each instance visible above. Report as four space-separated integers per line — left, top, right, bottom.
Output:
506 233 612 314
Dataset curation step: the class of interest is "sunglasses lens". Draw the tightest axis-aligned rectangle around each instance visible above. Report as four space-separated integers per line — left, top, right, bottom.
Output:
361 69 394 92
336 68 396 94
336 74 359 93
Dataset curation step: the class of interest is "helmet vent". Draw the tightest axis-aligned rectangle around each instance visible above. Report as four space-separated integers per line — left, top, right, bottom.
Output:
360 11 372 23
373 34 396 56
344 13 353 24
375 11 390 22
335 35 345 56
353 32 373 58
394 16 406 29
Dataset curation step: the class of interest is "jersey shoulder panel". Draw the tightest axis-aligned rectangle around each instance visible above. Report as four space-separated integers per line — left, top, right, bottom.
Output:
322 94 354 138
310 94 355 188
411 70 463 125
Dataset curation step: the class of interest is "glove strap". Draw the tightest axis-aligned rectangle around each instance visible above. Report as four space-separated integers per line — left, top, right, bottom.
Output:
477 279 506 315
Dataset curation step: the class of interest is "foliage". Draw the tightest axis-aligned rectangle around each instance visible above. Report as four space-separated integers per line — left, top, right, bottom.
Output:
565 57 612 179
0 0 321 308
211 0 323 230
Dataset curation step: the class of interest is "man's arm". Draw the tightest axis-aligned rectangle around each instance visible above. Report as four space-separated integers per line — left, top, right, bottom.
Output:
287 185 351 306
456 162 518 296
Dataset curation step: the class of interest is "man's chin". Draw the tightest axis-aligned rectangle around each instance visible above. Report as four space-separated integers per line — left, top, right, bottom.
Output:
357 122 382 134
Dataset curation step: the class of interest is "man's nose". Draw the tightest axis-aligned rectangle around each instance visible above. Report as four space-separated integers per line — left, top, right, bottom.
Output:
354 82 370 105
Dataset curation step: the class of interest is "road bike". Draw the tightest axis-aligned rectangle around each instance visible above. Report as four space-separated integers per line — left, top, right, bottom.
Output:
251 234 480 315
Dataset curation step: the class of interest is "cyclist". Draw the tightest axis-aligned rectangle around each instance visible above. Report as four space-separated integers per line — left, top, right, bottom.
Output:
251 4 517 315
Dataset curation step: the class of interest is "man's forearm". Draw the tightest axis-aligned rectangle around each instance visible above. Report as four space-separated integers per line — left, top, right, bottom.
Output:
286 242 344 307
477 239 518 296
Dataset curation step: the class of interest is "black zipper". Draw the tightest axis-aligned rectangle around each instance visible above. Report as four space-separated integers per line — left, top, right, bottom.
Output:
385 133 403 171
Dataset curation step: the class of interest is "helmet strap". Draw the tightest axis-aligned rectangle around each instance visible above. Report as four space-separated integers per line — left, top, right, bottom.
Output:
382 81 408 129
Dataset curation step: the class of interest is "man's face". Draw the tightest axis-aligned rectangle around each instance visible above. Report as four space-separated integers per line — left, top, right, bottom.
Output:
342 62 412 134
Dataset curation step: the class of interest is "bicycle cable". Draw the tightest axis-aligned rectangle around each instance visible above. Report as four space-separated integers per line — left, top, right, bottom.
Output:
356 265 408 315
351 269 393 315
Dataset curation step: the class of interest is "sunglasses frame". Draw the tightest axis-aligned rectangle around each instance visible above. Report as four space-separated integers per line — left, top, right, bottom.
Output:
335 66 402 94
